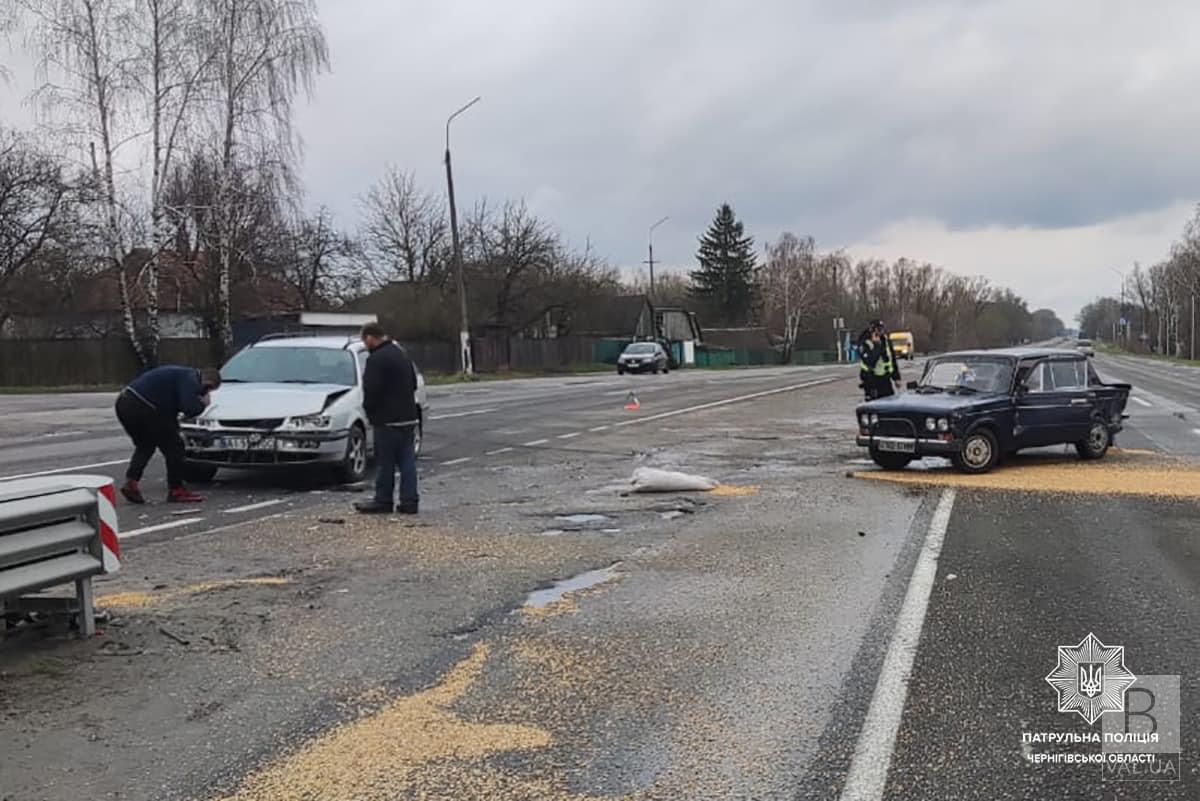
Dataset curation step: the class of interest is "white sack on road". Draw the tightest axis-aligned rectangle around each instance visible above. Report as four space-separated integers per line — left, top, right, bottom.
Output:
630 467 718 493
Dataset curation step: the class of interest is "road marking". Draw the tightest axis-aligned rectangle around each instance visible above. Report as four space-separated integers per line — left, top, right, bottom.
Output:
523 439 548 447
840 489 957 801
611 376 843 428
589 425 610 432
486 447 514 456
119 517 205 541
429 407 498 421
0 458 128 482
1131 396 1153 408
222 499 286 515
557 432 581 439
441 457 472 466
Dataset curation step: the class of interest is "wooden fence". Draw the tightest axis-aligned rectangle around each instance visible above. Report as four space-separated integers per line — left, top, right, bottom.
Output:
0 339 216 387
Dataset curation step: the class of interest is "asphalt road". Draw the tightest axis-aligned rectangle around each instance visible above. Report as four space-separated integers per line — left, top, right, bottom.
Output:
2 351 1198 801
0 365 851 544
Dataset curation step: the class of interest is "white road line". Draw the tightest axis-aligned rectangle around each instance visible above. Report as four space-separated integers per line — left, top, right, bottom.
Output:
119 517 205 541
0 458 128 482
1131 396 1153 408
523 439 548 447
612 376 843 429
557 432 581 440
486 447 514 456
429 407 498 421
589 425 610 433
441 457 472 466
222 499 286 515
840 490 957 801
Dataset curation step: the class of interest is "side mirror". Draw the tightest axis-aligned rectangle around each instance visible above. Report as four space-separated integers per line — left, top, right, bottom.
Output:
1016 384 1030 397
906 381 918 390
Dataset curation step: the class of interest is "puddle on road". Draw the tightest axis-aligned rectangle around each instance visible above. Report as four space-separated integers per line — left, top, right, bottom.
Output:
555 513 612 526
521 564 621 612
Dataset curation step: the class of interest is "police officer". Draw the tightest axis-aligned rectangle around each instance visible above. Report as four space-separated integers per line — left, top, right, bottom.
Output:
859 320 902 400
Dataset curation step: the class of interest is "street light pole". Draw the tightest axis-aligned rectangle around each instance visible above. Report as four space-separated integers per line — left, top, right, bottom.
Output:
445 96 481 377
646 216 669 298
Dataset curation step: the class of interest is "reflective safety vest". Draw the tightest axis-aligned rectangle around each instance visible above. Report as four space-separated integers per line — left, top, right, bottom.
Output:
860 342 893 377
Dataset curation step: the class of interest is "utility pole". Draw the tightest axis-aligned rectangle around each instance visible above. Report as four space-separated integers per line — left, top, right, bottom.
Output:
445 96 481 377
645 216 669 298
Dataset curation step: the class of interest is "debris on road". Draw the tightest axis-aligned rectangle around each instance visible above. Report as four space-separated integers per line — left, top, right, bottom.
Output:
555 513 612 526
157 625 190 646
629 467 717 493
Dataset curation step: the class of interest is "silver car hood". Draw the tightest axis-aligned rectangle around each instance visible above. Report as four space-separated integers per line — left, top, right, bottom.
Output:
201 383 354 420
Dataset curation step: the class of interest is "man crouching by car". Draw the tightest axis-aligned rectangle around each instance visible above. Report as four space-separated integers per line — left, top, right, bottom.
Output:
354 323 419 515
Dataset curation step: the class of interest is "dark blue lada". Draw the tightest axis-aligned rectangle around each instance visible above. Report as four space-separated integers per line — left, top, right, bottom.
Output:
855 348 1131 473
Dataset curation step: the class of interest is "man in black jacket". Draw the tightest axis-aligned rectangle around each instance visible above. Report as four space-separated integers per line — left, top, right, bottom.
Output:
355 323 420 515
115 365 221 503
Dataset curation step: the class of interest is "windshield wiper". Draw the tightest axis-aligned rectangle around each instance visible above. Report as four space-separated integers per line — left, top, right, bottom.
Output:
916 384 945 393
220 378 247 383
949 386 980 394
279 379 321 384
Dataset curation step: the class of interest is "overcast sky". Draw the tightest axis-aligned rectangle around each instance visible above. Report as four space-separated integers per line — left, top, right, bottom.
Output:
5 0 1200 324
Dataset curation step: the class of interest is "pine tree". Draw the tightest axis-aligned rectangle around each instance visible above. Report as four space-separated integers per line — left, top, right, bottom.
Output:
690 203 759 325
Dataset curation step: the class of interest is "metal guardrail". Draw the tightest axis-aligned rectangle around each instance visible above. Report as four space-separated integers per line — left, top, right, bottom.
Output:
0 477 121 639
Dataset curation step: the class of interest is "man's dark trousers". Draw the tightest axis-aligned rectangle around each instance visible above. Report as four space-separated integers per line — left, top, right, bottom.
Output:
115 392 186 488
373 424 418 511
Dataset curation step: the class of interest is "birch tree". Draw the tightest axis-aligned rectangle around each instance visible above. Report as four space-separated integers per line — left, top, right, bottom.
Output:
204 0 327 355
761 232 822 360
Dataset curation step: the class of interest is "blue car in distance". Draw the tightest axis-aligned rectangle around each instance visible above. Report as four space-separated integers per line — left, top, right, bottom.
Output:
855 348 1131 473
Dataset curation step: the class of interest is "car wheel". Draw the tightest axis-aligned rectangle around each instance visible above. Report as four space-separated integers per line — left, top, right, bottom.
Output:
335 424 368 484
184 463 218 483
1075 421 1111 460
952 428 999 474
617 366 625 375
869 448 914 470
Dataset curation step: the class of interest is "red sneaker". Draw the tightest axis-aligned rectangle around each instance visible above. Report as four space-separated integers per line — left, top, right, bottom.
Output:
167 486 204 503
120 480 146 505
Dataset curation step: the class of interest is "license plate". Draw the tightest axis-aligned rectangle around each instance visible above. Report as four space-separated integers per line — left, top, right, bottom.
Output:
878 438 916 453
251 437 276 451
218 436 249 450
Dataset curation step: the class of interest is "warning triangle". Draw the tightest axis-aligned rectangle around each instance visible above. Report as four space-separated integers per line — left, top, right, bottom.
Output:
624 391 641 411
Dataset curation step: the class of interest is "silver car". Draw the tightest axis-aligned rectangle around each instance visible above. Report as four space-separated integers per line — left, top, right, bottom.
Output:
181 335 427 483
1075 338 1095 358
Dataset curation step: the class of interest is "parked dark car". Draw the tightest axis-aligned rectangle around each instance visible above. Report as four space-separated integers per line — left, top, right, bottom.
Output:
618 341 670 374
854 348 1131 473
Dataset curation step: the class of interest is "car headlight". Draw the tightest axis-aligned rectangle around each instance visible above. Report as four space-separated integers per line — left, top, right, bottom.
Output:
183 417 216 429
925 417 937 432
937 418 950 432
285 414 332 429
869 414 879 426
859 413 869 427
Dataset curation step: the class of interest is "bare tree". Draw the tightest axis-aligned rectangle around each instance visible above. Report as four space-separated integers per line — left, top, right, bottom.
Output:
278 206 353 310
358 166 447 286
203 0 328 354
0 128 74 328
18 0 149 359
132 0 210 358
761 232 824 359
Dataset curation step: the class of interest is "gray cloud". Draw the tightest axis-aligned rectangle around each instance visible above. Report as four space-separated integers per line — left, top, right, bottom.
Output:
6 0 1200 316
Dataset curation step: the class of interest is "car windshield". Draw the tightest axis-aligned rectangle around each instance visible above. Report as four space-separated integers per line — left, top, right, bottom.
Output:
625 343 657 355
222 346 357 386
920 357 1013 394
